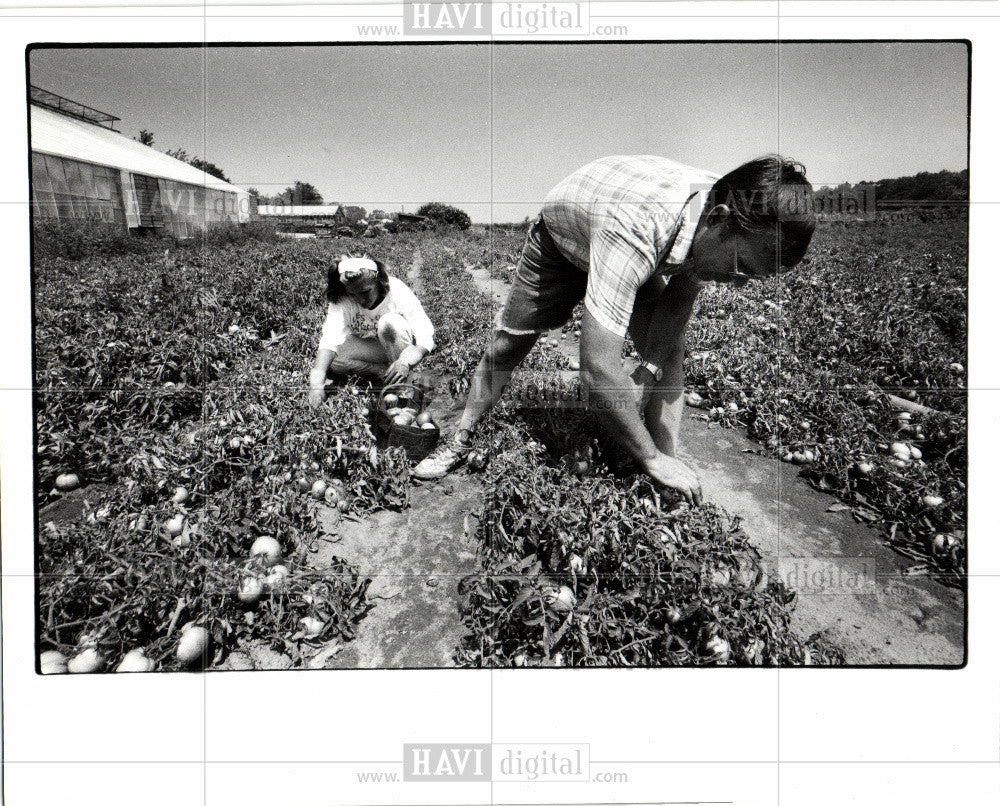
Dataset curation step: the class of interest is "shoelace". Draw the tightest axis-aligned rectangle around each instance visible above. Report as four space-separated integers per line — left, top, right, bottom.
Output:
427 442 461 461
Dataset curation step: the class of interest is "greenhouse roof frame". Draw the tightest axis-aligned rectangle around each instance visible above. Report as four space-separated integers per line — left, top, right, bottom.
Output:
30 86 120 131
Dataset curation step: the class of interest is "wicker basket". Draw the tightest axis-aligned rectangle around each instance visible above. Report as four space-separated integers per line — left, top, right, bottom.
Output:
375 383 440 460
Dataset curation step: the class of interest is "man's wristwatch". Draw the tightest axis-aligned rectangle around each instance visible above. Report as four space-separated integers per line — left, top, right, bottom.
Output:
637 361 663 382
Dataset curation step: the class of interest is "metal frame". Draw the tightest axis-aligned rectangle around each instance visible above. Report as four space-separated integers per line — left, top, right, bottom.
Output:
30 85 121 131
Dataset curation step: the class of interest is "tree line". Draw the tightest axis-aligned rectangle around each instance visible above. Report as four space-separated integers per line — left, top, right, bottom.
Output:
815 168 969 207
135 130 232 184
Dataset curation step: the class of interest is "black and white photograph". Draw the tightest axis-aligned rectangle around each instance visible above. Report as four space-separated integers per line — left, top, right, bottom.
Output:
1 9 995 806
26 41 969 673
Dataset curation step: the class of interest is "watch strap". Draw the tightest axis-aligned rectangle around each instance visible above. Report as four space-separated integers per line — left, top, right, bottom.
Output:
639 361 663 382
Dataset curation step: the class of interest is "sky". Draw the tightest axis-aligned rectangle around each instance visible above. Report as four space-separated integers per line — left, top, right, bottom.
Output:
29 42 969 223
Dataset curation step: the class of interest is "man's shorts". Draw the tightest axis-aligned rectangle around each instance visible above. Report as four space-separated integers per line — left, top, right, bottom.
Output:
497 215 589 336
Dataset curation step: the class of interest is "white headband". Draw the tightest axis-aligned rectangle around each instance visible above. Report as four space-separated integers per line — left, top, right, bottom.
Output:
338 256 378 280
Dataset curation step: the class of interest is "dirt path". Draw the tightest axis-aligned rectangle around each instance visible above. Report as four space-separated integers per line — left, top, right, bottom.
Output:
314 455 480 668
307 373 482 668
464 261 506 303
406 245 424 294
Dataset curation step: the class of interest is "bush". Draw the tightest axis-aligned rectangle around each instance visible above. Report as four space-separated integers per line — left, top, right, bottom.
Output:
32 219 166 260
199 220 279 248
416 202 472 231
32 219 279 259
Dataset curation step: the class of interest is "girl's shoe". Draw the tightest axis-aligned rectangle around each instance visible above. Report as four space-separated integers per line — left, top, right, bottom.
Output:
413 436 471 480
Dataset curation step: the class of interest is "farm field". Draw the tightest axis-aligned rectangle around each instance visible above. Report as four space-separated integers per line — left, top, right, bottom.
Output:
33 214 967 672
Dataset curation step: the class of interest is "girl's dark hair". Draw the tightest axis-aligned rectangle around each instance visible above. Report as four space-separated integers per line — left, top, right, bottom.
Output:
707 155 816 269
326 256 391 304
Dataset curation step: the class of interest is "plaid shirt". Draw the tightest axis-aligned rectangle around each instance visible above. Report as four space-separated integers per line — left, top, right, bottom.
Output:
541 155 720 337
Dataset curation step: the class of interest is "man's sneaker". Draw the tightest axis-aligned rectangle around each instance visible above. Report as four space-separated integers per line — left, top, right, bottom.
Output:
413 438 471 480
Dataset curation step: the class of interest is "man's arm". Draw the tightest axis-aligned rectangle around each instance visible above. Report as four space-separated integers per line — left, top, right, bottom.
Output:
633 272 702 457
579 308 660 463
579 308 702 504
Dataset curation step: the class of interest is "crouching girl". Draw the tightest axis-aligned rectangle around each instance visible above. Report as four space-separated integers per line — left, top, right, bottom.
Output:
308 255 435 407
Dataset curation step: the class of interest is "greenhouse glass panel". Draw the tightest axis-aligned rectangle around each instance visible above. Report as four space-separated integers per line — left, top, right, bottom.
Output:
45 155 69 196
31 153 58 217
64 159 86 198
53 192 74 219
32 153 53 193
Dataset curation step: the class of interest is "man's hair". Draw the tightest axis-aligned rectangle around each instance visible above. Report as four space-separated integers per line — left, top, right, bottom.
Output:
326 256 391 304
707 155 816 269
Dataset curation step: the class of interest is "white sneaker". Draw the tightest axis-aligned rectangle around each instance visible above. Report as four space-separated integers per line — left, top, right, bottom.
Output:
413 438 471 480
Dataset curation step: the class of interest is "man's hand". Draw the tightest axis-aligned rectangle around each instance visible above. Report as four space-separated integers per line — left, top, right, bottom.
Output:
307 386 326 409
642 452 703 506
383 359 411 386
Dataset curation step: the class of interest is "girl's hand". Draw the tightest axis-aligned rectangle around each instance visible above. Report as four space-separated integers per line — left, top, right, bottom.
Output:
307 387 326 408
383 359 411 385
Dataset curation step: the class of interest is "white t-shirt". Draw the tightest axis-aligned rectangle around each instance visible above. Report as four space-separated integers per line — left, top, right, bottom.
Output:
318 276 435 354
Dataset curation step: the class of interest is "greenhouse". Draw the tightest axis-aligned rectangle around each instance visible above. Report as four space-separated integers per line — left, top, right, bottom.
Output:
30 87 250 238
